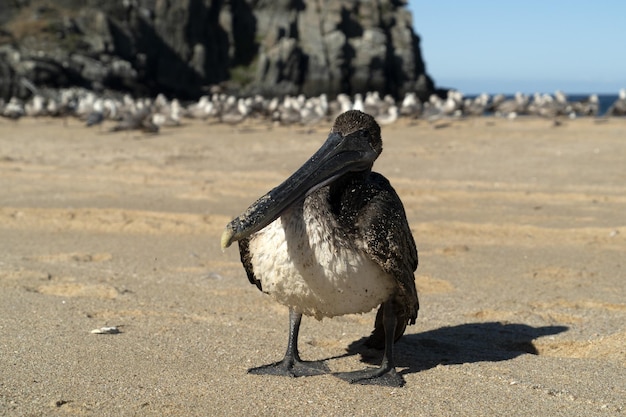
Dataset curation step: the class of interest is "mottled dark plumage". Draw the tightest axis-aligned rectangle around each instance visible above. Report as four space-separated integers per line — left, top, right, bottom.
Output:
327 171 419 348
238 169 419 345
238 237 261 291
223 110 419 386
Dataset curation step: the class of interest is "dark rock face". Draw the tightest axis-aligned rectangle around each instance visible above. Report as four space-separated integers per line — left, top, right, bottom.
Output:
0 0 435 100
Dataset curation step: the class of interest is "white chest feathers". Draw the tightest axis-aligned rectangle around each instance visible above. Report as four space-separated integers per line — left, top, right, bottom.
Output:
247 202 395 320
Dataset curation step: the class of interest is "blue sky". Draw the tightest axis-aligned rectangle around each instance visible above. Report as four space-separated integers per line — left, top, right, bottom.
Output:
407 1 625 94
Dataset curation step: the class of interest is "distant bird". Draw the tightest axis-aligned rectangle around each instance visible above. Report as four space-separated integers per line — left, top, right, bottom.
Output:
186 95 213 119
463 93 490 117
24 94 46 117
85 100 105 127
337 93 353 114
220 98 249 125
441 90 464 117
606 89 626 116
352 93 365 112
362 91 382 117
399 92 422 118
56 89 79 125
152 97 182 127
421 94 444 120
493 92 529 118
375 105 398 125
85 110 104 127
299 97 327 126
1 98 24 121
221 110 419 387
274 96 301 125
571 94 599 117
110 108 158 134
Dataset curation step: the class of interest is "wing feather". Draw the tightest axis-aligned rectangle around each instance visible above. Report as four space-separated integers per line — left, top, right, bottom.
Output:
356 173 419 322
347 173 419 348
238 237 262 291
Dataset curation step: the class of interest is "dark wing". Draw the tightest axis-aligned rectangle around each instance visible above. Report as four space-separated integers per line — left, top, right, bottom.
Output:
238 237 262 291
354 173 419 348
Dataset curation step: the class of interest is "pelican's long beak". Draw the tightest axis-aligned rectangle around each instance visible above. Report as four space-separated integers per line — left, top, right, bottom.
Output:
221 129 378 249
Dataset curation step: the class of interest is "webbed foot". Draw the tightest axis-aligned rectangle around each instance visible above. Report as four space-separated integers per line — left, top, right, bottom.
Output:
334 367 405 387
249 358 329 378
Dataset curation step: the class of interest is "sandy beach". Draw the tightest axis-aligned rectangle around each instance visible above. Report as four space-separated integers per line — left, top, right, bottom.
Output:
0 115 624 416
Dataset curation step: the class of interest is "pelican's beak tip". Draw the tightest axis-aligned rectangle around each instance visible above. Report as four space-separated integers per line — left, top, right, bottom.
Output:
220 228 234 251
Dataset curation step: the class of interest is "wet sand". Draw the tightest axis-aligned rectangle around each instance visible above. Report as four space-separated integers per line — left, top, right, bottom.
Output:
0 116 624 416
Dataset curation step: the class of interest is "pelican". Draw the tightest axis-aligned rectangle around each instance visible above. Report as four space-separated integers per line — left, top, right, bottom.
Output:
221 110 419 386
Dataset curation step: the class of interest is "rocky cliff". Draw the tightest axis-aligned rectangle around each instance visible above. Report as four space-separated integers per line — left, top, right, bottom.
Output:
0 0 435 101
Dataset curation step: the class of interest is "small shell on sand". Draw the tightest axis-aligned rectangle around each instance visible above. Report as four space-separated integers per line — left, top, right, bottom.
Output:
90 326 121 335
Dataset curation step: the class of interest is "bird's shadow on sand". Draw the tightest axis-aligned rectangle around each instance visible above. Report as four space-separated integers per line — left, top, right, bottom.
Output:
342 322 568 376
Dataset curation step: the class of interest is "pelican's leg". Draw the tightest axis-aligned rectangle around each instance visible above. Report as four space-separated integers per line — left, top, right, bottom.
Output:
248 308 329 377
335 301 405 387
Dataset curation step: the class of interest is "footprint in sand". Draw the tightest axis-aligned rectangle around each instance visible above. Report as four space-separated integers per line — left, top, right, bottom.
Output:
29 254 119 299
21 253 115 299
532 299 626 312
439 244 470 256
529 265 598 281
466 309 517 322
36 280 120 299
31 252 113 263
534 331 626 365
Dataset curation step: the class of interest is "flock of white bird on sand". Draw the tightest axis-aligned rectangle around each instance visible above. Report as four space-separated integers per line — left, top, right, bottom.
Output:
1 87 625 134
